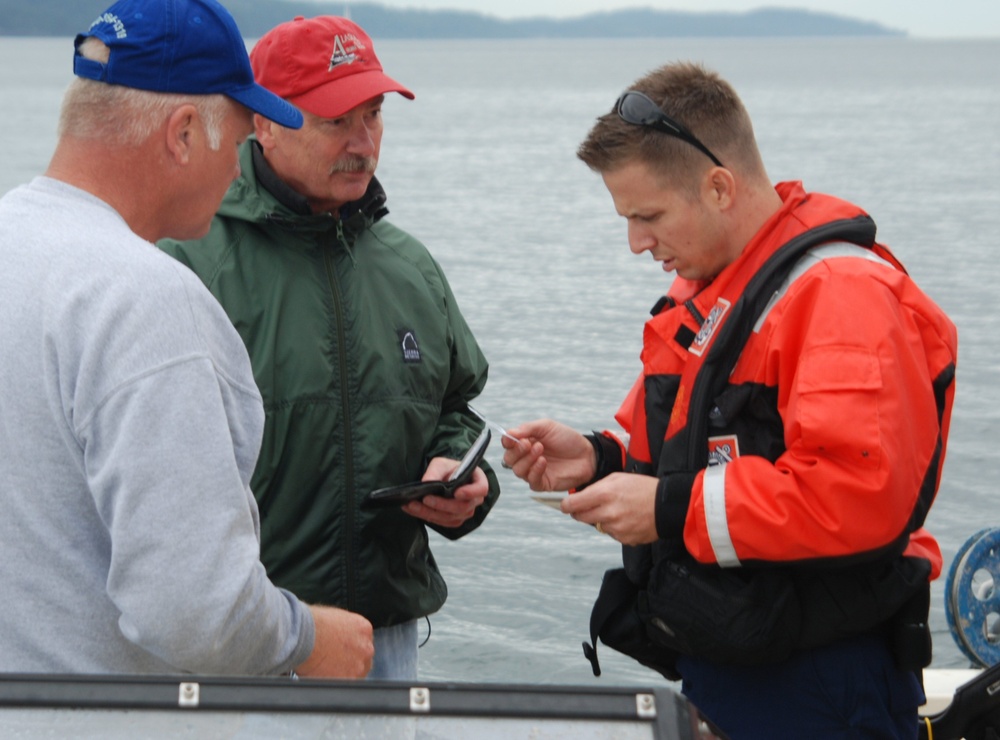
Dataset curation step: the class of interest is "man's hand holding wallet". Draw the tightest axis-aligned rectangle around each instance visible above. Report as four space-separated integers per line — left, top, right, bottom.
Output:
362 428 491 509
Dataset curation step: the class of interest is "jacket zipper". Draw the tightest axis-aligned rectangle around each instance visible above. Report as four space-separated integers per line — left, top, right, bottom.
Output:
324 223 358 610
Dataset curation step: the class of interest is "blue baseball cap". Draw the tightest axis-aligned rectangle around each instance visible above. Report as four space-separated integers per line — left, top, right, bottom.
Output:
73 0 303 129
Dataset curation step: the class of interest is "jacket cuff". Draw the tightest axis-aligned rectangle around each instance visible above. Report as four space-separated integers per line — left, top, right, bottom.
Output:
577 431 625 490
655 472 695 541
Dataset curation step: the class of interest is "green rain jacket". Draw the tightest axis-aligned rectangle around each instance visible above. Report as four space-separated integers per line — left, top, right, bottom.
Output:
160 142 499 627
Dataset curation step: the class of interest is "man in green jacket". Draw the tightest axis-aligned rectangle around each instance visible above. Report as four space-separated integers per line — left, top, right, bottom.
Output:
160 15 500 680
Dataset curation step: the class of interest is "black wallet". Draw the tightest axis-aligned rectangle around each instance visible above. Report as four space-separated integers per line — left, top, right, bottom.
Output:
361 428 491 509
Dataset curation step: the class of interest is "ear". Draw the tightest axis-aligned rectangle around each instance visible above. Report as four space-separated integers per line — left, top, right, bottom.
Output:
703 166 736 211
253 113 276 150
164 103 200 165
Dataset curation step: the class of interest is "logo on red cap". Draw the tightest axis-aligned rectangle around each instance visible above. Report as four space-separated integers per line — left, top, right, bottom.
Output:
329 34 364 71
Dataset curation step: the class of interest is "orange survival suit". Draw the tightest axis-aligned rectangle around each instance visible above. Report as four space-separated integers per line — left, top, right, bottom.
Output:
587 181 958 673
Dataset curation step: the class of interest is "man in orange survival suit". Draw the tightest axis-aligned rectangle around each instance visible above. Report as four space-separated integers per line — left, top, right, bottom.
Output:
502 62 957 739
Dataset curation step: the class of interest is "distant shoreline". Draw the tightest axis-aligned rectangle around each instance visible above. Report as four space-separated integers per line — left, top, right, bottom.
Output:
0 1 905 39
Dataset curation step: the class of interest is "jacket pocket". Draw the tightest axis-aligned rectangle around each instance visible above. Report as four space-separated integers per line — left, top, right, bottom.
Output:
795 345 883 469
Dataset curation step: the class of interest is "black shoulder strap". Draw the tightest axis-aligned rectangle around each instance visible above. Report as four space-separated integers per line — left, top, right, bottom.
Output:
679 216 878 471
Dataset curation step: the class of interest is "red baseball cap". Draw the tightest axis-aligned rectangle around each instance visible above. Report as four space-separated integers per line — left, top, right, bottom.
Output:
250 16 414 119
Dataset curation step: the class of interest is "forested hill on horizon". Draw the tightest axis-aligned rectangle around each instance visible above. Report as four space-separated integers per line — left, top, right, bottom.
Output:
0 0 903 39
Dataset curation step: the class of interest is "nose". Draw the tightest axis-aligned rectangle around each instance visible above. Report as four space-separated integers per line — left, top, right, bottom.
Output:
627 220 655 255
346 118 377 156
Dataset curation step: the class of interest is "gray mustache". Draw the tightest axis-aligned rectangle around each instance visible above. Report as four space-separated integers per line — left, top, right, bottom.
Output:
330 156 377 175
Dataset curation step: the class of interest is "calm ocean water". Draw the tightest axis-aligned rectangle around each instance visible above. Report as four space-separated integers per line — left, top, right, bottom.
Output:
2 35 999 686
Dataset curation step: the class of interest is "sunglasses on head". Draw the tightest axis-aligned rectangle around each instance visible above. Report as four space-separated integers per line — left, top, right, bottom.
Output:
615 90 725 169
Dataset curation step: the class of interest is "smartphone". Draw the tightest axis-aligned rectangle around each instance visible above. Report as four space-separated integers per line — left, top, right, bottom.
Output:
361 428 492 509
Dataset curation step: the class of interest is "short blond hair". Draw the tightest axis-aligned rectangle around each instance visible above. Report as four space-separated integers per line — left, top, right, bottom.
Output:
59 37 230 149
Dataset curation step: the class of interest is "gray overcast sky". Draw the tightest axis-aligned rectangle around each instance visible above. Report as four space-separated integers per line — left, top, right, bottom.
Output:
347 1 998 38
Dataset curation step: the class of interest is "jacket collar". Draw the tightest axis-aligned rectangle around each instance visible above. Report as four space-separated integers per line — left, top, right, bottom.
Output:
251 141 312 216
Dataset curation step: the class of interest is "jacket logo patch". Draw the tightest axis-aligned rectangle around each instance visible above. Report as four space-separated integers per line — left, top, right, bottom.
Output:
689 297 731 357
708 435 740 466
397 329 422 364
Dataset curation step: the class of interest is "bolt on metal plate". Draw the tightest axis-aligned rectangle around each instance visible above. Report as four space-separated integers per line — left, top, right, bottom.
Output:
636 693 657 719
178 682 200 708
409 686 431 713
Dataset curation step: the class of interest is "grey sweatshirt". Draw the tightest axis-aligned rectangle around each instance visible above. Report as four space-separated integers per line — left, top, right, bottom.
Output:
0 178 314 674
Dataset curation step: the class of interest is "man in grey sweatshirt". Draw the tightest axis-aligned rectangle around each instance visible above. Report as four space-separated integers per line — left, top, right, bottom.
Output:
0 0 373 677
